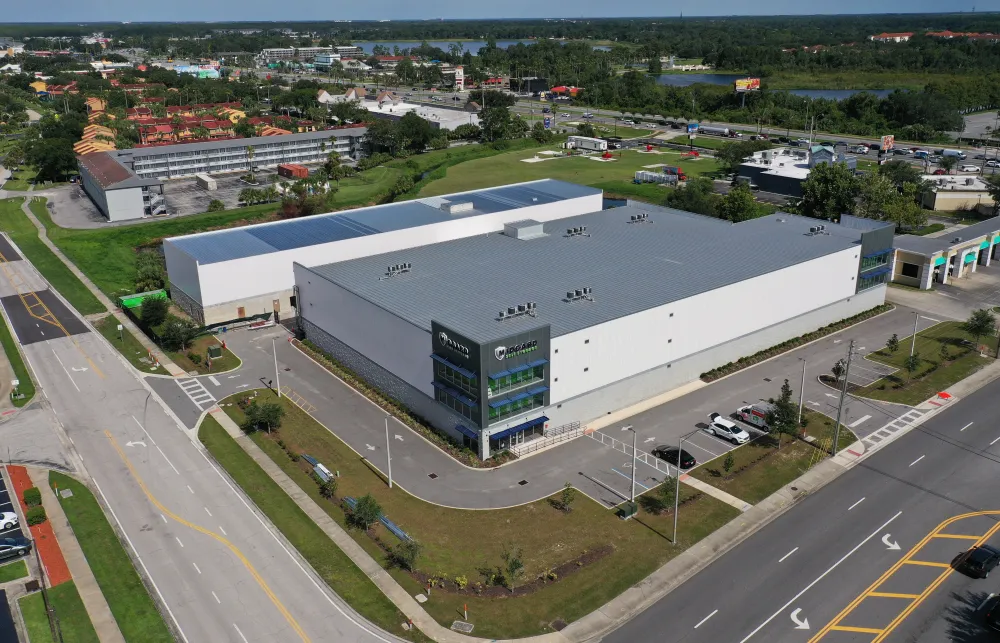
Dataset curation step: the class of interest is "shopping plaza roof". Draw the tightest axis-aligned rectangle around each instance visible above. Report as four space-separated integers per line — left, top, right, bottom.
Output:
167 180 601 265
305 206 870 342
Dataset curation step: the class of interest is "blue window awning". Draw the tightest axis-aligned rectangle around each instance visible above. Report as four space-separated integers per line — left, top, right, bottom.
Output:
430 354 477 380
455 424 479 440
526 386 549 397
861 266 891 278
508 390 533 404
488 397 512 409
489 369 512 380
489 416 549 442
862 248 893 259
431 381 478 408
526 358 548 368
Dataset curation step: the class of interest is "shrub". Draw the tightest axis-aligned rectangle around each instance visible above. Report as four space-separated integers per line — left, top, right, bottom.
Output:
454 574 468 590
206 199 225 212
22 487 41 507
319 478 337 500
187 352 202 365
349 493 382 531
26 506 46 526
390 540 422 571
141 296 168 328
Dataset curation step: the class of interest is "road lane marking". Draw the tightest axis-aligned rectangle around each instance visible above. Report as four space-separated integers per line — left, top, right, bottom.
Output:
208 376 220 386
932 533 979 539
175 537 184 548
694 609 718 629
848 497 865 511
610 468 649 490
212 591 221 604
187 485 194 494
234 623 249 643
961 422 974 431
51 348 80 392
738 511 902 643
160 514 167 524
904 560 950 567
192 562 201 574
219 526 227 536
909 456 925 467
132 416 179 475
831 626 882 634
106 431 311 643
869 592 919 599
849 415 872 428
978 593 996 611
779 547 799 563
991 435 1000 446
204 507 212 517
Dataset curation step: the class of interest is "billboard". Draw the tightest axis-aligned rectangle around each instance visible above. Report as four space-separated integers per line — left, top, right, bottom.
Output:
881 135 895 151
687 123 699 134
734 77 761 93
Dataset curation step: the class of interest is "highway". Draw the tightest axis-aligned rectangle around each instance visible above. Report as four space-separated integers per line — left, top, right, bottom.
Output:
0 238 400 643
604 369 1000 643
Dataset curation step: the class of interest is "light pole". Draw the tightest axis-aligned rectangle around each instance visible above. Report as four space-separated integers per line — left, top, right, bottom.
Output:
672 428 701 544
272 338 281 399
797 358 806 426
385 417 392 489
623 425 636 503
910 312 936 357
832 340 855 457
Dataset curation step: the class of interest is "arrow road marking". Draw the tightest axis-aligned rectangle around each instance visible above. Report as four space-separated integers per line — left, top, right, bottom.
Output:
644 437 656 443
70 367 88 372
395 434 404 441
125 440 147 448
366 444 375 451
882 533 900 550
825 393 838 399
790 608 809 630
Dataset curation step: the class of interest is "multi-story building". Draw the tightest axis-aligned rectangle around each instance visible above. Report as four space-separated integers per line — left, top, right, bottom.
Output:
77 152 166 222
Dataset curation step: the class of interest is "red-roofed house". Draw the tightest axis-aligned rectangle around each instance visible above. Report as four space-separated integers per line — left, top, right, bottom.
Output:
870 32 914 43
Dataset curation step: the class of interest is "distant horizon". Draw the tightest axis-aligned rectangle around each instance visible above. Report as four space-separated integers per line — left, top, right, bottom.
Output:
0 2 988 25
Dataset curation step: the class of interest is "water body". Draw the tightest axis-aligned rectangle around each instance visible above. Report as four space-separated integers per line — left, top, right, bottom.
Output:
353 40 610 55
653 74 896 100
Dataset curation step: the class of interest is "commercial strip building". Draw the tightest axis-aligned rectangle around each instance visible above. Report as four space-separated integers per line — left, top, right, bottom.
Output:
293 207 893 460
891 217 1000 289
920 174 997 212
163 180 603 325
77 127 366 221
359 96 479 131
737 145 859 197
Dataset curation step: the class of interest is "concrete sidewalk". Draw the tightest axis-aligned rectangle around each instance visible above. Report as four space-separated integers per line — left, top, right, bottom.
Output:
17 197 185 377
28 467 125 643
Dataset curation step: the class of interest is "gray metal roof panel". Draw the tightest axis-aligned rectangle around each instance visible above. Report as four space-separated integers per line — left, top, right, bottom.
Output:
306 208 865 343
894 217 1000 255
171 230 277 264
119 127 368 159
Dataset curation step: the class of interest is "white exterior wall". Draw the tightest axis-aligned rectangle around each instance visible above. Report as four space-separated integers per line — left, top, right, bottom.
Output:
294 263 432 395
549 247 861 403
104 187 145 222
172 190 603 310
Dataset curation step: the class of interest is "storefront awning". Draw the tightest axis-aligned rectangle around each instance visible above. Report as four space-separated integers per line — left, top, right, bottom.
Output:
934 256 948 266
455 424 479 440
489 360 547 381
964 253 978 263
982 240 992 249
430 381 478 408
430 354 477 380
526 359 549 368
488 416 549 442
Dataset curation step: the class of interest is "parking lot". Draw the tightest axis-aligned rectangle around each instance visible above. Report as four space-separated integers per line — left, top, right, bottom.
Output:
162 168 282 216
0 475 25 542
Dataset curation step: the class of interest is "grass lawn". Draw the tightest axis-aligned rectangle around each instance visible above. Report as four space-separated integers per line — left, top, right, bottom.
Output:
19 582 99 643
764 71 958 91
93 315 160 374
328 165 403 207
198 416 430 643
418 146 720 198
1 167 38 192
0 559 27 583
0 307 33 407
49 472 173 643
0 199 104 315
853 321 990 405
167 333 240 375
208 390 740 638
589 123 658 139
690 435 821 504
801 409 857 455
591 179 671 203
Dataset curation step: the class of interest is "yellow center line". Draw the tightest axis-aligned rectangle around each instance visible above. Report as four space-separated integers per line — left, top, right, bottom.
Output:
831 625 884 634
933 533 981 540
105 431 310 642
903 560 951 568
868 592 920 599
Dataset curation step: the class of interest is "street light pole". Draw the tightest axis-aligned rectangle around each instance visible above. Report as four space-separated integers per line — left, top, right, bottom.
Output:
272 338 281 399
832 340 855 457
672 432 683 544
625 425 636 503
385 417 392 489
797 358 806 426
910 311 919 358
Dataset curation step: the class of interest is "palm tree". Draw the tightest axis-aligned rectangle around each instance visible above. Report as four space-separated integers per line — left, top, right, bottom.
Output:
246 145 255 182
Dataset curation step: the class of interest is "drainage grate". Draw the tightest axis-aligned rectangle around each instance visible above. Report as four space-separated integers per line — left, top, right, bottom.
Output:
518 480 529 486
551 619 568 632
428 473 438 479
451 621 474 634
763 378 772 382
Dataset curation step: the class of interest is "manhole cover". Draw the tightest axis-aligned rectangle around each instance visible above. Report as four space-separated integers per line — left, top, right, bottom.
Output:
428 473 438 479
518 480 529 486
790 487 798 491
551 619 568 631
451 621 474 634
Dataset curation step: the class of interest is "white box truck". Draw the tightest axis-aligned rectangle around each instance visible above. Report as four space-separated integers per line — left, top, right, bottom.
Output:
737 402 775 431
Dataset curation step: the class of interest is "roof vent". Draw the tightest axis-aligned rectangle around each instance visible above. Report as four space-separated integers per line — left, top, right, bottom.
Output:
952 237 963 243
564 287 595 303
628 212 651 224
776 218 785 223
379 261 412 280
497 301 538 321
440 200 474 215
504 219 546 240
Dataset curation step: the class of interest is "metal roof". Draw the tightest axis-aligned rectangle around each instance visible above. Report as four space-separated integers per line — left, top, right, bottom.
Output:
894 217 1000 256
117 126 367 159
166 179 602 264
77 152 162 190
304 208 866 343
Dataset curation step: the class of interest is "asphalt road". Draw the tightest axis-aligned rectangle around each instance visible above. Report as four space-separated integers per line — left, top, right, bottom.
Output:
603 367 1000 643
0 239 403 643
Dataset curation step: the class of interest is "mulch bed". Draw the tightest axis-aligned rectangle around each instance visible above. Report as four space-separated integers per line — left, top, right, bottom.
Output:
7 466 71 587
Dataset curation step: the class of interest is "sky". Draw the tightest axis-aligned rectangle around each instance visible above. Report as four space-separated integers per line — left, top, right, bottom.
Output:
1 1 985 24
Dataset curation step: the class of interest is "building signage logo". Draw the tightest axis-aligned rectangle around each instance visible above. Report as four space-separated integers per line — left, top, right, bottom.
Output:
494 340 538 361
438 332 470 358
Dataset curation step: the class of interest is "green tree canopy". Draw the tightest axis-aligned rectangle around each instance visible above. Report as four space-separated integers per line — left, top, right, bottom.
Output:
799 162 859 221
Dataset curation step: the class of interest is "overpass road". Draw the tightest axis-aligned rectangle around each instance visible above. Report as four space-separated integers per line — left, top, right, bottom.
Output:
0 238 401 643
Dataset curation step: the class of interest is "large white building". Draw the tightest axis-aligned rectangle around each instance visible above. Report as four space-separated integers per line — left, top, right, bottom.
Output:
293 208 894 459
163 180 604 324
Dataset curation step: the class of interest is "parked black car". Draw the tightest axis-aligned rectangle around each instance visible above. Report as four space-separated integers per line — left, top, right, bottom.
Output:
958 545 1000 578
651 446 697 469
985 595 1000 631
0 537 31 562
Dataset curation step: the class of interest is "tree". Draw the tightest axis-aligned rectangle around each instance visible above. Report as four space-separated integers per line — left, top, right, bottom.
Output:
765 379 800 448
246 145 255 181
938 155 957 175
206 199 225 212
964 308 997 348
664 177 720 217
350 493 382 531
500 542 525 593
647 55 662 75
884 182 927 231
134 250 166 292
141 296 168 328
258 401 285 432
831 358 846 383
450 123 481 141
318 477 337 500
886 333 900 354
903 353 921 379
719 182 760 222
984 174 1000 216
480 106 527 142
798 162 858 221
879 160 925 191
160 317 198 352
716 140 772 175
723 452 735 475
26 138 77 182
531 121 553 143
396 112 435 152
853 172 899 221
391 540 422 571
575 122 597 138
558 482 576 512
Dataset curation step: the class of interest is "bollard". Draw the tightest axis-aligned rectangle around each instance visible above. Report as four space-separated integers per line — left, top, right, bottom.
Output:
464 604 467 620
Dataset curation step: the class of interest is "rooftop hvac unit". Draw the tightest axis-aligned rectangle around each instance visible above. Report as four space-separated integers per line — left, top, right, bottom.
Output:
583 287 591 295
508 306 516 315
567 291 574 299
966 178 975 186
517 304 526 313
528 302 536 309
499 310 506 319
809 227 818 233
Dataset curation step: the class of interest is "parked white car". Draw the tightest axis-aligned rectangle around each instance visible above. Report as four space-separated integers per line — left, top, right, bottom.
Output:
960 165 981 173
0 512 17 530
706 413 751 444
560 112 570 117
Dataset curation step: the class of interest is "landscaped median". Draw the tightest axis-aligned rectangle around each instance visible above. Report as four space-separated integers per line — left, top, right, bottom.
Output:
200 390 740 639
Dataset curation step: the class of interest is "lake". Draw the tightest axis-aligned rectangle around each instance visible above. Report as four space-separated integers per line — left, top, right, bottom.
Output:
653 74 896 100
353 40 611 55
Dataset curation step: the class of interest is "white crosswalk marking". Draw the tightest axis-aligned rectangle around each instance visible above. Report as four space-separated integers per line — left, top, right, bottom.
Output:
861 409 924 448
176 378 217 410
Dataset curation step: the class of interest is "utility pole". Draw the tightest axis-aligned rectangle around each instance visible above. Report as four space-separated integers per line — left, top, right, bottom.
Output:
910 311 919 357
832 340 855 457
385 417 392 489
797 358 807 426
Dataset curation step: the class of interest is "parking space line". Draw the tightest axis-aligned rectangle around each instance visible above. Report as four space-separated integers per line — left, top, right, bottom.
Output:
694 609 718 629
849 415 872 428
908 456 925 467
779 547 798 563
686 441 720 457
610 468 650 491
848 497 865 511
961 422 974 432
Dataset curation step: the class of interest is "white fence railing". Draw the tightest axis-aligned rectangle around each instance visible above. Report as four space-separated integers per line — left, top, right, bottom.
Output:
586 430 675 477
